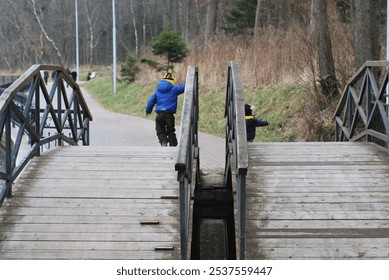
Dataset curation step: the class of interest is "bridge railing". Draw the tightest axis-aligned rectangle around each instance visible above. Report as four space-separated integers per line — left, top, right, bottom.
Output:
175 66 199 260
334 61 389 148
0 64 93 206
225 61 248 260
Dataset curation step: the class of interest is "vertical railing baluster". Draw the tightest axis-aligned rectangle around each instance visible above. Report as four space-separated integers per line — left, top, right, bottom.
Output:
5 109 12 198
34 77 40 156
334 61 389 148
0 65 92 207
57 76 62 146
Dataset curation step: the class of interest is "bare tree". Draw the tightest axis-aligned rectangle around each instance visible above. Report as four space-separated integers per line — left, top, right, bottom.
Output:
30 0 64 65
141 0 147 51
0 1 34 69
354 0 381 70
354 0 371 69
204 0 218 43
254 0 262 38
129 0 139 57
312 0 338 97
82 0 106 66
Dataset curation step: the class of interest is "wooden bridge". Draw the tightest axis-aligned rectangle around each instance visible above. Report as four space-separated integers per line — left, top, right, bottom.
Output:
0 146 181 259
1 62 389 260
244 142 389 259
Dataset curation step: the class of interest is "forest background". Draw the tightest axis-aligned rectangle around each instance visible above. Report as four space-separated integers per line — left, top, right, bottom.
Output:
0 0 387 141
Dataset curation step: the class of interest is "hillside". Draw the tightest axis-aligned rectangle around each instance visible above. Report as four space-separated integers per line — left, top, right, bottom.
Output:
83 76 336 142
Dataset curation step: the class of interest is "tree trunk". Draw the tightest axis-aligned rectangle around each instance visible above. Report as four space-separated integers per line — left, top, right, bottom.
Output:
31 0 64 65
183 0 190 42
254 0 262 38
162 0 178 29
354 0 381 70
354 0 371 69
204 0 218 44
312 0 339 97
84 0 94 66
130 0 139 57
141 0 147 52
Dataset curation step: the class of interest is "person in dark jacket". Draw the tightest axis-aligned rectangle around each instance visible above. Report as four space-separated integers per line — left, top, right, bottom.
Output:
43 71 49 85
145 73 185 146
245 103 268 142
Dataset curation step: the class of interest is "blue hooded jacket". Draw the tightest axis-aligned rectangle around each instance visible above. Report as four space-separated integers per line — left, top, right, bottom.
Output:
146 79 185 114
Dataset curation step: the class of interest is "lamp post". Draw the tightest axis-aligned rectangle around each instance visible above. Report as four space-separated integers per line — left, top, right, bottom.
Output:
387 0 389 117
112 0 117 93
75 0 79 82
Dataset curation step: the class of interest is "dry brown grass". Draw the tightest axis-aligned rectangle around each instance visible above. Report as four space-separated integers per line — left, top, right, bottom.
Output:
135 20 355 95
100 19 361 141
181 29 301 90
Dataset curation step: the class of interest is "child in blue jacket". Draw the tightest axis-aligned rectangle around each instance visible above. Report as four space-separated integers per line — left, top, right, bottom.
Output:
245 103 269 142
146 73 185 146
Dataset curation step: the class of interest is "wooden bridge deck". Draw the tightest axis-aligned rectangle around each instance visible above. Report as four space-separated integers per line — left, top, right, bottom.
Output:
243 142 389 259
0 146 182 259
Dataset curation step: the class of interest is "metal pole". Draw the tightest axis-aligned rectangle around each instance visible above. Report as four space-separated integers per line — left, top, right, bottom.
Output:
112 0 117 94
387 0 389 117
387 0 389 64
75 0 79 82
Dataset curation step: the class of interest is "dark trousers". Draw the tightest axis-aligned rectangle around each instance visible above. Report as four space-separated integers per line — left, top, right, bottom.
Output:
155 112 177 146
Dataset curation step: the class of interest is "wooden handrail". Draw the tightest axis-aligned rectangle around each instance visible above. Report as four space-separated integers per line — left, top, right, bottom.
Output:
334 60 389 148
334 61 389 119
175 65 199 260
0 64 93 206
225 60 248 260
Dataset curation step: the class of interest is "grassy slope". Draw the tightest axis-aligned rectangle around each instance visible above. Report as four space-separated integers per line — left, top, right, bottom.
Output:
83 77 307 142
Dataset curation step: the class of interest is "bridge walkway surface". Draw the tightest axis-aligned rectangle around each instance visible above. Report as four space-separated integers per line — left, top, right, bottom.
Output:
0 146 180 259
0 86 225 260
243 142 389 259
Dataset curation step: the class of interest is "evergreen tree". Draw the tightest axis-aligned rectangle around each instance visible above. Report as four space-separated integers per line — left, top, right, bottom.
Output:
224 0 257 35
120 54 139 83
142 27 188 72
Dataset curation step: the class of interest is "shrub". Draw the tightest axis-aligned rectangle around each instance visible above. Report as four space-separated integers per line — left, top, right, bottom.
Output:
120 54 139 83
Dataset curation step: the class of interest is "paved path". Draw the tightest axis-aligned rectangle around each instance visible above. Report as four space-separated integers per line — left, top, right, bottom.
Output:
0 85 225 191
81 86 225 174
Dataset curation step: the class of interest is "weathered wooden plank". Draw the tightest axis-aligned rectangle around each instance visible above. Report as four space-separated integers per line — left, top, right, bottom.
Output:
2 197 178 207
0 223 179 233
245 187 389 192
0 232 180 242
18 171 177 180
246 193 389 203
0 215 179 224
245 202 389 212
0 241 177 251
0 145 185 260
26 163 175 171
0 250 179 260
246 219 389 229
245 210 388 220
247 238 389 248
11 190 178 199
1 206 178 216
246 228 389 238
246 238 389 259
14 178 179 188
242 142 389 260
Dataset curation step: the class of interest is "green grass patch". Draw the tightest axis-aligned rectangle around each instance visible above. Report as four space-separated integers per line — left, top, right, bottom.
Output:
244 85 306 142
83 78 307 142
84 77 156 117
